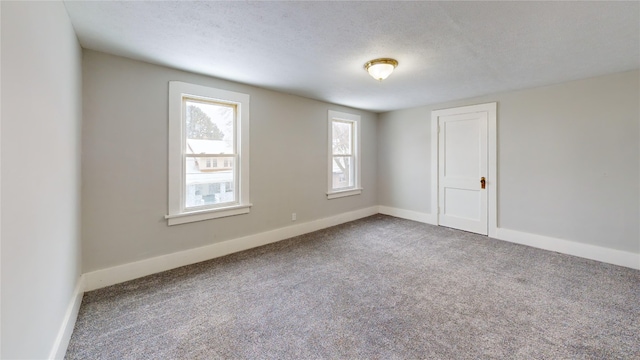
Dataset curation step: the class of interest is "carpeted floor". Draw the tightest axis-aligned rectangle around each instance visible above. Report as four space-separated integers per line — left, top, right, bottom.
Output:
66 215 640 359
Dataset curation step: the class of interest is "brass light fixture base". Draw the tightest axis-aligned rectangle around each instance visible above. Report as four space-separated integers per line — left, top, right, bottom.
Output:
364 58 399 81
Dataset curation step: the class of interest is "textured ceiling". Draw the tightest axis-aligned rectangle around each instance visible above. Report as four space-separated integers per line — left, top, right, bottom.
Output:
63 1 639 113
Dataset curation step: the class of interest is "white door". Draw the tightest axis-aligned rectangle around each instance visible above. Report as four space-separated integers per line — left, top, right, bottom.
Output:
438 110 488 235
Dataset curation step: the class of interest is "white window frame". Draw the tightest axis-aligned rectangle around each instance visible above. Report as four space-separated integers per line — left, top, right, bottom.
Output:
327 110 362 199
165 81 251 225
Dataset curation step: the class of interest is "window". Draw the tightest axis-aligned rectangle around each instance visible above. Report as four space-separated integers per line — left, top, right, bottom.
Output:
166 81 251 225
327 110 361 199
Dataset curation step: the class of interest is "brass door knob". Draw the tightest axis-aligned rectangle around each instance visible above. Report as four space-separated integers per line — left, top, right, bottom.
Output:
480 177 486 189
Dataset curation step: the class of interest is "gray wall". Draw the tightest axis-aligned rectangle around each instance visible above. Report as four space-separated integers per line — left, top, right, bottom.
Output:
82 50 378 272
1 2 83 358
379 70 640 254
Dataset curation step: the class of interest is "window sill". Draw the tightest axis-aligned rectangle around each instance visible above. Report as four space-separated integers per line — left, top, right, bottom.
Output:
165 204 252 226
327 188 362 199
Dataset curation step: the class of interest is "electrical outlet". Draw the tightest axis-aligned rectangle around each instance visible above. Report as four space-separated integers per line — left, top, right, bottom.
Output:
292 213 297 221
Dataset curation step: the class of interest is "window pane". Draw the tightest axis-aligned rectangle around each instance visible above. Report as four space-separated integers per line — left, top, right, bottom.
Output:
332 156 354 189
332 121 352 155
185 99 234 154
185 157 235 208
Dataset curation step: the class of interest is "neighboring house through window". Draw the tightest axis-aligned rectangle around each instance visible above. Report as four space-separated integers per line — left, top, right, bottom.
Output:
327 110 362 199
166 81 251 225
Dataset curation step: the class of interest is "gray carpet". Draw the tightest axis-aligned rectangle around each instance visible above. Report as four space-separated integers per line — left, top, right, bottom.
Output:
66 215 640 359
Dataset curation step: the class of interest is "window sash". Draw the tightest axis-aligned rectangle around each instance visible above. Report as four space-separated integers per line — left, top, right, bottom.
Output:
181 97 240 212
331 119 355 191
183 97 237 155
183 160 238 209
331 154 355 190
331 119 353 156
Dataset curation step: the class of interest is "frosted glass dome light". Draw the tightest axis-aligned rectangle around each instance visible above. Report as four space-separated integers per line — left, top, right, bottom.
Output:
364 58 398 81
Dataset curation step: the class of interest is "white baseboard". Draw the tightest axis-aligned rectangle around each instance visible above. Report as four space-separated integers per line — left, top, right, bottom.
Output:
495 228 640 270
84 204 639 291
49 275 85 360
377 206 639 270
378 206 437 225
84 206 379 291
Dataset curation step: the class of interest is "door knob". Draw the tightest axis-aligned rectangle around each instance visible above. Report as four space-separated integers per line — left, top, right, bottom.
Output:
480 177 486 189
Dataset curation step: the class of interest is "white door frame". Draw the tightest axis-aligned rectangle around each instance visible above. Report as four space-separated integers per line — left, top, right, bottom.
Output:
431 102 498 237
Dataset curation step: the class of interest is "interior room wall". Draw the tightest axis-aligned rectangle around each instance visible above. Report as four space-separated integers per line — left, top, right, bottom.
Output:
81 50 378 273
378 70 640 255
0 1 83 358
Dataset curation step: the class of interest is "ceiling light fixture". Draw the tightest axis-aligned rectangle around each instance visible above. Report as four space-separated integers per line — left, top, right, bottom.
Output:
364 58 398 81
